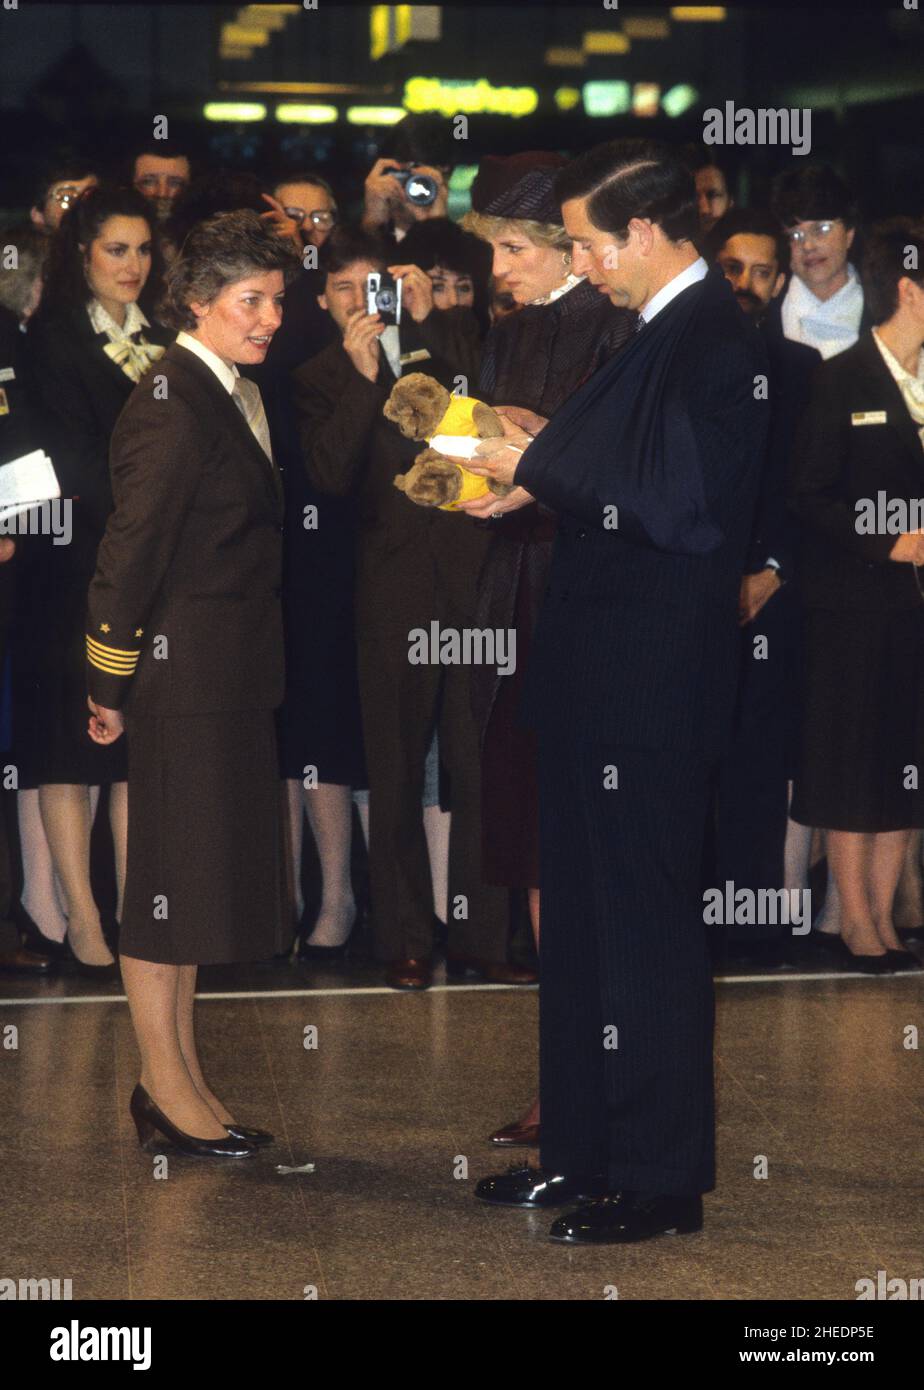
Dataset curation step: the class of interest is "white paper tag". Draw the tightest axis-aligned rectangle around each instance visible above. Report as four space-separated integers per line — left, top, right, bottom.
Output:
429 433 481 460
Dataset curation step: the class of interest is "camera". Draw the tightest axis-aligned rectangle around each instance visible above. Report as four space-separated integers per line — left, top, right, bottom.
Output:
384 164 440 208
366 271 402 326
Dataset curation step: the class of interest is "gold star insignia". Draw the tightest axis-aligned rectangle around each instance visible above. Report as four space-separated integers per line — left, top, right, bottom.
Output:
135 628 143 638
100 622 111 633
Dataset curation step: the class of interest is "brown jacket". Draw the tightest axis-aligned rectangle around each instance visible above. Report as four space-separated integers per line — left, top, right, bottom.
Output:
86 342 285 714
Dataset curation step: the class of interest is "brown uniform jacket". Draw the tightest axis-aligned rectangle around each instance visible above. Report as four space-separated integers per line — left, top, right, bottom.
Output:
290 308 486 582
86 342 285 714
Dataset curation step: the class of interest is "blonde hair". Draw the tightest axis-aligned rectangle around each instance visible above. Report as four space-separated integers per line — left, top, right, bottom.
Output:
461 210 570 252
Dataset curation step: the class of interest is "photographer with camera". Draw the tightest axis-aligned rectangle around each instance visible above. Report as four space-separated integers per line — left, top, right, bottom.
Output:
291 226 524 991
362 158 450 241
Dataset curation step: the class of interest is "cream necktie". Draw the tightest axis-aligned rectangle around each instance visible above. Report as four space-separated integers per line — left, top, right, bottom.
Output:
231 376 274 464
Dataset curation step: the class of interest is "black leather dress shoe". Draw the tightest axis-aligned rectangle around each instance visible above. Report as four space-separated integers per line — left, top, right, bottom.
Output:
549 1191 704 1245
475 1164 605 1208
224 1123 274 1146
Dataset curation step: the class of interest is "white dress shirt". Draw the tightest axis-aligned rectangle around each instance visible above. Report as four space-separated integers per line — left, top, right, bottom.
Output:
640 256 709 325
175 329 238 393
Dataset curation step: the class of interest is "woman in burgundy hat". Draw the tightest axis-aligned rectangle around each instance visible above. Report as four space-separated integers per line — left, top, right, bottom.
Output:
461 153 636 1146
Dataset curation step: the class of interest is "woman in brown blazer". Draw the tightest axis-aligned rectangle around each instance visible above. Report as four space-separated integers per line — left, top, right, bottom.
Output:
87 211 300 1156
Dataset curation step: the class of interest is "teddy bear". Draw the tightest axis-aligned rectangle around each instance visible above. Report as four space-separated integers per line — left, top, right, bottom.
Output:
383 372 514 511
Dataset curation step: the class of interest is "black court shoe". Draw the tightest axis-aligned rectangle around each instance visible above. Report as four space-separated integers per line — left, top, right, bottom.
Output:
224 1123 275 1147
549 1192 704 1245
130 1084 256 1158
885 949 924 973
475 1164 606 1209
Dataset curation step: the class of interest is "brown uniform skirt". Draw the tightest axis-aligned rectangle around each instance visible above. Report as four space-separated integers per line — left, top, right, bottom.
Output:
119 709 286 965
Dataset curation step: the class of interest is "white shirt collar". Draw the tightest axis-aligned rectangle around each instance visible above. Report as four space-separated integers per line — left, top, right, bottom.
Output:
528 273 586 308
87 297 149 341
176 330 239 394
640 256 709 324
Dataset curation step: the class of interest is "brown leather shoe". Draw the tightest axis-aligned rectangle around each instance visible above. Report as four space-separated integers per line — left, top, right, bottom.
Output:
384 957 433 991
446 954 538 985
489 1119 541 1147
0 946 53 975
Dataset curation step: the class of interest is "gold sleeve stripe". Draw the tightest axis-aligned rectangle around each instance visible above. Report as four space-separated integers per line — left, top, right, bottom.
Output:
87 635 142 659
86 641 139 674
88 654 138 675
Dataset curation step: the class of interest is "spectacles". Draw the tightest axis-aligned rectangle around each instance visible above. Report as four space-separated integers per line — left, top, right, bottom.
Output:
786 221 838 246
283 207 338 230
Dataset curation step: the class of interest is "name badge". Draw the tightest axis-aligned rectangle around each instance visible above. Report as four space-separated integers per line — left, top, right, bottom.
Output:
0 366 15 383
399 348 431 367
851 411 887 426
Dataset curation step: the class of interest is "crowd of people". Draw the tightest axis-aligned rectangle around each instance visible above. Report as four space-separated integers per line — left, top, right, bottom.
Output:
1 123 922 1231
1 129 923 1014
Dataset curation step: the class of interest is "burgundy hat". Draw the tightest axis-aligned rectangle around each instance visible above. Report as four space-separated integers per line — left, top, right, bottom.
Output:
470 151 568 225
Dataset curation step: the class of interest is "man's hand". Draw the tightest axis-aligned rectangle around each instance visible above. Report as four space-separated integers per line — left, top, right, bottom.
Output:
259 193 303 254
494 406 549 436
87 697 124 745
738 567 782 625
456 485 536 518
362 160 449 232
0 539 15 564
890 531 924 564
342 308 384 383
388 263 433 323
467 414 535 488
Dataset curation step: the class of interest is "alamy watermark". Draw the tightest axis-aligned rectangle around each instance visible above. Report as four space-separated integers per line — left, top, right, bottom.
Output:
703 881 812 934
703 102 812 157
408 622 516 676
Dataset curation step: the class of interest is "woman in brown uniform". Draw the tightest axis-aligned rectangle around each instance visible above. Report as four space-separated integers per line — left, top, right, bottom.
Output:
461 155 636 1145
86 211 300 1157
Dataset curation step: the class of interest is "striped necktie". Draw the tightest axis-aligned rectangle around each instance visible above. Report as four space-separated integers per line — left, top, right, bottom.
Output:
231 376 273 464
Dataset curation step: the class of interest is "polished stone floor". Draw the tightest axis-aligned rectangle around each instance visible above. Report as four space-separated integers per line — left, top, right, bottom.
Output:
1 953 922 1301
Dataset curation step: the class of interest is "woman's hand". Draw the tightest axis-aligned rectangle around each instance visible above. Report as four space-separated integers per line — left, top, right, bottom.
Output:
456 485 536 518
259 193 303 255
87 697 124 745
342 308 384 383
889 532 924 564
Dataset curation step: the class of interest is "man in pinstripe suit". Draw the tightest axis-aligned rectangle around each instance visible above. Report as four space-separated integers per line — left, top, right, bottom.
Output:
469 141 770 1244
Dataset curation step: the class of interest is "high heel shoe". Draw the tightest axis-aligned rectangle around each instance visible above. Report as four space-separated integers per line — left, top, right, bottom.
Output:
295 904 358 962
885 948 924 973
14 904 68 964
224 1123 274 1146
130 1084 256 1158
833 939 892 975
65 930 119 981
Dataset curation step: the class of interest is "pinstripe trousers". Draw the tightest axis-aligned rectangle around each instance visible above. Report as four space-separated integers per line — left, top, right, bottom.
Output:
536 738 717 1196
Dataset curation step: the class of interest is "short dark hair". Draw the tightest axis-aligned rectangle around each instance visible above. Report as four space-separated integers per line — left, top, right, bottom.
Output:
861 217 924 326
32 152 99 210
555 139 700 244
682 145 732 182
167 171 270 252
163 209 301 332
704 207 790 277
771 163 857 230
317 225 388 279
36 184 164 319
130 139 193 173
400 217 493 332
273 170 335 202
